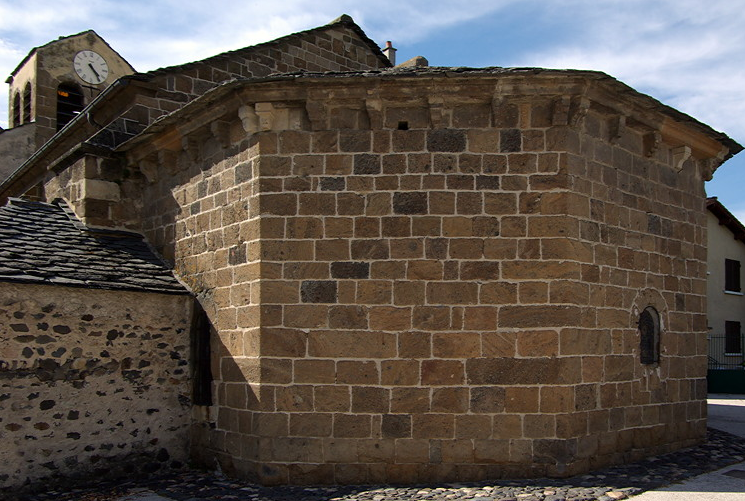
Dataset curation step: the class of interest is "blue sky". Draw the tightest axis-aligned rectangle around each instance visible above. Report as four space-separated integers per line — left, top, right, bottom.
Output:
1 0 743 218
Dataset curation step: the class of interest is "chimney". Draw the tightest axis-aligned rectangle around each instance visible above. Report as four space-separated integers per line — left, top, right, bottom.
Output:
383 41 397 66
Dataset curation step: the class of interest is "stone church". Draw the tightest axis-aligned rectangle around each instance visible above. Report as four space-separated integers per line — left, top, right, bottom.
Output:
0 15 742 492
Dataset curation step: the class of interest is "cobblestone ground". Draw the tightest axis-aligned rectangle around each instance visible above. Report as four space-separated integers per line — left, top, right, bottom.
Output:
18 428 745 501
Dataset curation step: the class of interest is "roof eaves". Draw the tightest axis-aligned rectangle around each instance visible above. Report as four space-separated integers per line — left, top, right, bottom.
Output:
591 74 743 162
707 197 745 243
121 65 742 159
112 67 601 155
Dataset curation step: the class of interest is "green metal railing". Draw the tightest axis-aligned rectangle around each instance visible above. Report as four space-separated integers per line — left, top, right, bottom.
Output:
708 334 745 370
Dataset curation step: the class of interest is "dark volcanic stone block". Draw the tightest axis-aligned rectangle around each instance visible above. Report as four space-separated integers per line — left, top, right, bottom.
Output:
500 129 521 152
393 192 428 214
301 280 338 303
353 154 381 174
427 129 466 152
331 262 370 279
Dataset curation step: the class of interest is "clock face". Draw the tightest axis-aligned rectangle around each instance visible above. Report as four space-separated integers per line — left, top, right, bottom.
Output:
73 50 109 85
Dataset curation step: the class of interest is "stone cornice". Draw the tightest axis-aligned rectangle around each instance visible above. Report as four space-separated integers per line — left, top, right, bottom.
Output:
115 71 740 185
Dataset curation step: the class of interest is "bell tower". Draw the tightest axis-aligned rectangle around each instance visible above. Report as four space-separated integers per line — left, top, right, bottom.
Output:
1 30 134 181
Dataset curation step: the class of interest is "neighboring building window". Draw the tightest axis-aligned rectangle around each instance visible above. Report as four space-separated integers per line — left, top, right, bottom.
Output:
56 83 84 130
12 92 21 127
725 259 741 292
725 321 742 354
23 82 32 123
639 306 660 364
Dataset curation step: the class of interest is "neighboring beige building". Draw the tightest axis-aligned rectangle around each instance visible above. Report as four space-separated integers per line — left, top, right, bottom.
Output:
1 14 743 492
0 30 135 181
706 197 745 392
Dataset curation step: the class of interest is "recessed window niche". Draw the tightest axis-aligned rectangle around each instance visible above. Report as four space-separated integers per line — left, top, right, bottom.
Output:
639 306 661 365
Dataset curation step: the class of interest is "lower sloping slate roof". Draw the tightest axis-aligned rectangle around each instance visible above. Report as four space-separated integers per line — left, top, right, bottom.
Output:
0 198 187 294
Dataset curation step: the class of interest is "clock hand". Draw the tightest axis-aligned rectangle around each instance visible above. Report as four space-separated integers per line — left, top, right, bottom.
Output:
88 63 101 82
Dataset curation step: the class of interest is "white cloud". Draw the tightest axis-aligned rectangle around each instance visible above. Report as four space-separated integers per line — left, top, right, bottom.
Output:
513 0 745 141
346 0 513 42
1 0 744 147
0 0 103 38
106 0 513 71
0 0 513 127
516 0 745 212
731 209 745 226
0 38 23 75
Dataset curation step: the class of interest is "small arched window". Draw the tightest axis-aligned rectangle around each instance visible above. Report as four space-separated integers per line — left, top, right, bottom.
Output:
56 83 84 130
12 92 21 127
23 82 32 123
639 306 661 365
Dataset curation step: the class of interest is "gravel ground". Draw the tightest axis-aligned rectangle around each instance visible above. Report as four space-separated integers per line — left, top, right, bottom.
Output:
17 428 745 501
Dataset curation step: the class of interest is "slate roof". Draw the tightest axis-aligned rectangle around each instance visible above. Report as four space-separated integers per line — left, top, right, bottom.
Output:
0 198 187 294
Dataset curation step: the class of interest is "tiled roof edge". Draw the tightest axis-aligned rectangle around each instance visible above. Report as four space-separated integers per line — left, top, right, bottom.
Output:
52 197 88 231
11 197 153 239
0 275 193 295
53 198 195 294
1 197 190 295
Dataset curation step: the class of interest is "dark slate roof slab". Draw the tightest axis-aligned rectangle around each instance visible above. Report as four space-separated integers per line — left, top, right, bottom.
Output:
0 198 188 295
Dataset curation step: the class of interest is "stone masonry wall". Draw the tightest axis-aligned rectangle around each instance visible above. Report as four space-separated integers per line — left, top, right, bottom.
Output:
111 21 387 140
47 73 717 485
566 103 709 460
0 282 193 495
40 22 388 230
0 123 36 182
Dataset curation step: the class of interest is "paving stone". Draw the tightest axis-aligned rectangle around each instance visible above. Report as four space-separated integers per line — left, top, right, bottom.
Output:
14 428 745 501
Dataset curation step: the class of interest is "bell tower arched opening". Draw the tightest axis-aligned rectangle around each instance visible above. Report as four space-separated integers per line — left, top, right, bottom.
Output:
56 83 84 131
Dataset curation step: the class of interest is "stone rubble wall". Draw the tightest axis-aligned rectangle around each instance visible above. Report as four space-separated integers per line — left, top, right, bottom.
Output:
0 282 193 494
